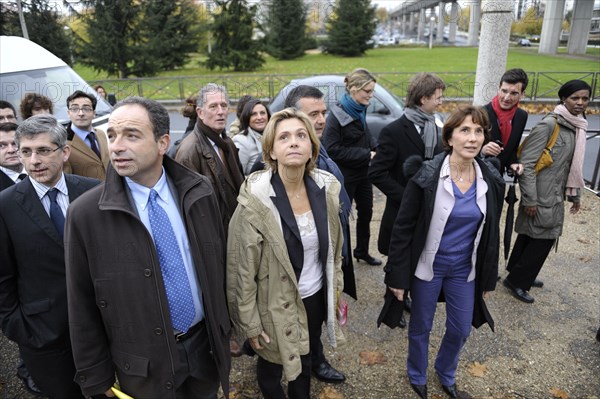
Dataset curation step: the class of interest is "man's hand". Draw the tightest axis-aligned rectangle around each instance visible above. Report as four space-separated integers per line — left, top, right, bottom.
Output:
481 142 503 157
524 206 537 217
483 291 492 300
104 388 116 397
249 331 271 350
510 163 524 175
388 287 404 301
570 201 581 214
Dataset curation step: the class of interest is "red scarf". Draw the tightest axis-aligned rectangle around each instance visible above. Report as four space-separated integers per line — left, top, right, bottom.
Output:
491 95 518 146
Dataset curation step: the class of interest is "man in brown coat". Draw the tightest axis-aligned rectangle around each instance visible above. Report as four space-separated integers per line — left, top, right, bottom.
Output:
65 97 231 398
174 83 244 234
63 90 110 180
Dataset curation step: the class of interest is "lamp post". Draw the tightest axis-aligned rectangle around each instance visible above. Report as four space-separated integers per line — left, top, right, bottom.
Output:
429 17 435 49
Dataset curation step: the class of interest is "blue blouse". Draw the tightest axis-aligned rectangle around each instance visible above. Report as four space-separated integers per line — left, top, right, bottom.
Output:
436 180 483 265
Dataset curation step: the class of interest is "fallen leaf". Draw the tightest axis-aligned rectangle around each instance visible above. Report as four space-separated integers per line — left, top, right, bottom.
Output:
318 386 344 399
579 256 592 263
358 350 387 365
550 387 569 399
467 361 487 377
577 238 591 244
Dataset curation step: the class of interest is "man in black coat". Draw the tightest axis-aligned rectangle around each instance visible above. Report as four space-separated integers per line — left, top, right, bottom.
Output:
0 122 27 191
481 68 529 175
0 115 99 398
369 73 446 257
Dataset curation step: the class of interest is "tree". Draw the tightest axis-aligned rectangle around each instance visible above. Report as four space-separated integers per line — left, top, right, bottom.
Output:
375 7 388 24
75 0 203 78
205 0 264 71
511 7 543 36
0 1 71 64
266 0 307 60
136 1 203 73
325 0 376 57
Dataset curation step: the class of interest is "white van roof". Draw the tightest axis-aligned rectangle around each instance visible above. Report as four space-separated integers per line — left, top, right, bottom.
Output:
0 36 66 74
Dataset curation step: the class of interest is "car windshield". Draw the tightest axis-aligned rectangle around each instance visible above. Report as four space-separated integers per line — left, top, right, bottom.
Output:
1 66 112 124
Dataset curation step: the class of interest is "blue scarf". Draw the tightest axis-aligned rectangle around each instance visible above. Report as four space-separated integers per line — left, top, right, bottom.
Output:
340 92 367 130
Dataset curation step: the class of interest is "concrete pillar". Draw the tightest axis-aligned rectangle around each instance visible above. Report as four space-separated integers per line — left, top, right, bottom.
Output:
539 0 565 55
448 1 458 43
474 0 514 105
436 3 445 43
567 0 594 55
409 12 415 33
402 14 407 37
418 8 426 41
467 0 481 46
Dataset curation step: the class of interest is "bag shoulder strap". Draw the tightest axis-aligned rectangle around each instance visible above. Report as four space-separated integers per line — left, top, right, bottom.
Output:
545 115 561 150
517 115 559 158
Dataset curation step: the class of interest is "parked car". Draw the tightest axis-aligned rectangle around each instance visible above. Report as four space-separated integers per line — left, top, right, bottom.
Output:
517 38 532 47
0 36 112 128
269 75 404 142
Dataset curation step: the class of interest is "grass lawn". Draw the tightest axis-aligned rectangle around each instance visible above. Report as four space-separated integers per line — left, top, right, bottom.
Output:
74 46 599 101
74 46 600 80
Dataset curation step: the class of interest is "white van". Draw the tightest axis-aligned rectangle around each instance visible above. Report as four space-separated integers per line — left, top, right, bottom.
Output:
0 36 111 128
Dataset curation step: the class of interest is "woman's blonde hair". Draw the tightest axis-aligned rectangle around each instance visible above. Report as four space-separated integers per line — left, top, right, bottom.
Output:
261 108 320 172
344 68 376 93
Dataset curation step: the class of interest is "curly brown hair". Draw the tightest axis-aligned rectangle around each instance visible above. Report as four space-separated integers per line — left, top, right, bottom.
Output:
20 93 53 120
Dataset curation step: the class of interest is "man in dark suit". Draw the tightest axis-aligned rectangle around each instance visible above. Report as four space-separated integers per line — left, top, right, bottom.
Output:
481 68 529 175
65 97 231 398
369 73 446 257
0 115 99 398
64 90 110 180
0 122 27 191
0 100 18 123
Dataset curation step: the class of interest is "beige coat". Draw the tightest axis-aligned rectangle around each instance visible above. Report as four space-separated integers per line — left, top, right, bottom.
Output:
227 169 345 381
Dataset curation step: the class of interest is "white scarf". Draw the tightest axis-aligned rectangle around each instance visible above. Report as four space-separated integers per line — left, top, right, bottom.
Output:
553 104 588 196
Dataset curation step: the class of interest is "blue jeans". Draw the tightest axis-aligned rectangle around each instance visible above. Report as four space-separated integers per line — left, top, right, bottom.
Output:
407 255 475 386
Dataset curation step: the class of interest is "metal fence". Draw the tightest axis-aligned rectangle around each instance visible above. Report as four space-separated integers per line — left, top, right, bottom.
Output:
91 71 600 104
91 71 600 191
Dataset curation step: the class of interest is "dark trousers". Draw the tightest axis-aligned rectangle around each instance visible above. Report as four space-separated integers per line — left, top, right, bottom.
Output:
257 289 325 399
19 344 84 399
174 320 220 399
344 177 374 256
308 289 326 367
506 234 555 291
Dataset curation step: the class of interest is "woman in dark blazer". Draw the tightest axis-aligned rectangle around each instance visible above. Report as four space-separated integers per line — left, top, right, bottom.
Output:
384 105 504 399
323 68 381 265
369 72 446 256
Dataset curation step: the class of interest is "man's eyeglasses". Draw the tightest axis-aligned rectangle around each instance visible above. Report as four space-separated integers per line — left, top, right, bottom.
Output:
68 106 94 113
19 146 63 158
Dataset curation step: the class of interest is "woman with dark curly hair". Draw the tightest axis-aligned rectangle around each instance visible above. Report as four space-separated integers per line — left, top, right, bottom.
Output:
19 93 53 120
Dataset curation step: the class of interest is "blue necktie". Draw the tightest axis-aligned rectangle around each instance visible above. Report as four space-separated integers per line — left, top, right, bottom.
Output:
87 132 101 159
147 189 195 332
47 189 65 238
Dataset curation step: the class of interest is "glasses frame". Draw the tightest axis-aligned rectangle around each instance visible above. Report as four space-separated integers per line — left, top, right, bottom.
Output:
19 146 63 158
68 106 94 114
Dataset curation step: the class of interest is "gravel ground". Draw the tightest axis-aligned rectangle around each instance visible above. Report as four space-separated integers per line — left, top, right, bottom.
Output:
1 189 598 399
